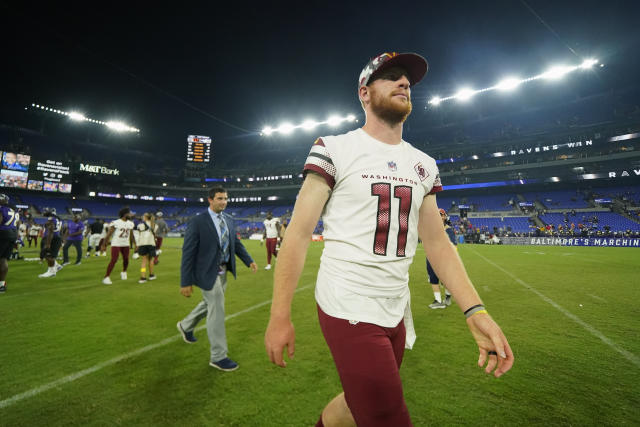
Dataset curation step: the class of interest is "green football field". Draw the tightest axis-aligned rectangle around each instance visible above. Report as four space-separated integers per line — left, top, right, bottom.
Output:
1 239 639 426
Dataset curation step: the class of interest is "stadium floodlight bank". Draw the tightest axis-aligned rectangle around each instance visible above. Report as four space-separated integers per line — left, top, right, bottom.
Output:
429 59 600 106
28 103 140 133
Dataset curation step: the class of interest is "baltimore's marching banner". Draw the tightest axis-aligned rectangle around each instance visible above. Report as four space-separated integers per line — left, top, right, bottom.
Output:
499 236 640 247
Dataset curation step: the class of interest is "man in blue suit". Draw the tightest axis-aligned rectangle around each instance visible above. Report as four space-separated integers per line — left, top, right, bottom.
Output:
177 186 258 371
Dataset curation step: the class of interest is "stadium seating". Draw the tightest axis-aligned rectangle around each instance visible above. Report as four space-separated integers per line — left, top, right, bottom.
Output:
540 211 640 232
19 194 71 214
521 190 590 209
459 216 532 233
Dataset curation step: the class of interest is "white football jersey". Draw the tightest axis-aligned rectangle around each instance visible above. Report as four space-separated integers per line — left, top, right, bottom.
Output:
19 223 27 235
109 219 134 247
29 224 42 236
263 218 280 238
136 221 157 246
304 128 442 330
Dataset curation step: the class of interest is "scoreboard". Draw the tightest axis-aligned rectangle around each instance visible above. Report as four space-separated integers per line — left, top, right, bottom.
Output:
186 135 212 163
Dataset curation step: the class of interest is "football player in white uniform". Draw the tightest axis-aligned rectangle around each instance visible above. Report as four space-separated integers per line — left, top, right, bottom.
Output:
262 212 281 270
101 207 135 285
28 220 42 248
265 52 514 427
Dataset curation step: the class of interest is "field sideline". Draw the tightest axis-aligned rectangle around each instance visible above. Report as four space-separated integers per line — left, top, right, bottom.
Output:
1 239 639 426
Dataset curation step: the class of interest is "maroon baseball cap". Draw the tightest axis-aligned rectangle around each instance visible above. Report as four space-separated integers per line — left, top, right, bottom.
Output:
358 52 428 88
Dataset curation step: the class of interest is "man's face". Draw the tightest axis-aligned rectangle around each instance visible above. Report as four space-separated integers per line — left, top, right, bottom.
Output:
73 215 80 222
364 66 412 124
4 153 16 165
209 192 228 213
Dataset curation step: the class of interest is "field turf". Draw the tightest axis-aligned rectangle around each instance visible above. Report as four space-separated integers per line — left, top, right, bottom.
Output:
1 239 639 426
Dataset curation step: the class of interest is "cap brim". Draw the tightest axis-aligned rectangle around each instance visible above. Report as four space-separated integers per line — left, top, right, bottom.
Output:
372 53 429 86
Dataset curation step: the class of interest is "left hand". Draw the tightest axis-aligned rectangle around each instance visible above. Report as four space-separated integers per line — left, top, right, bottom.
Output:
466 313 514 378
249 262 258 273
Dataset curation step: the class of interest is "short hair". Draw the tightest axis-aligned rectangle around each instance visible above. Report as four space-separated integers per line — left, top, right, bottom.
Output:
208 186 227 199
118 207 131 218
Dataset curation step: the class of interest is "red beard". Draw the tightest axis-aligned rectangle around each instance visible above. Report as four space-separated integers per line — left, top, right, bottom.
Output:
369 88 412 125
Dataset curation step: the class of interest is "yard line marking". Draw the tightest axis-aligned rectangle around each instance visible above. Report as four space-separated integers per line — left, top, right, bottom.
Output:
1 284 100 298
587 293 606 302
0 284 312 410
468 248 640 369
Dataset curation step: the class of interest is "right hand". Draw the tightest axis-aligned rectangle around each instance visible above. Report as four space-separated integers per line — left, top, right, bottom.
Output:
466 313 514 378
265 316 296 367
180 286 193 298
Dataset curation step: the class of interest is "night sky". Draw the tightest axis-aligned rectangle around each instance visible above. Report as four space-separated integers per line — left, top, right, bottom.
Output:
2 1 639 165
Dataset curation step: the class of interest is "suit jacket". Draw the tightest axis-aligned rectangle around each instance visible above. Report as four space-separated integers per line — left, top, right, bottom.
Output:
180 210 254 290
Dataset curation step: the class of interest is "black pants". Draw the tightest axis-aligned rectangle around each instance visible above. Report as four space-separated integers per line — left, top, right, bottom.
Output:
63 240 83 264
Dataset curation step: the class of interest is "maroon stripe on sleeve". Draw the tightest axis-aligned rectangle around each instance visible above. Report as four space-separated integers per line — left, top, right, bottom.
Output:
304 164 336 189
428 185 443 195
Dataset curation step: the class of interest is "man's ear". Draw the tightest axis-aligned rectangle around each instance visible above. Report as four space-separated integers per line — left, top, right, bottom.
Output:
359 85 369 105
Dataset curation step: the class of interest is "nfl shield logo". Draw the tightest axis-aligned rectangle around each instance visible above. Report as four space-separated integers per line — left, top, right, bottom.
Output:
387 161 397 172
414 162 428 181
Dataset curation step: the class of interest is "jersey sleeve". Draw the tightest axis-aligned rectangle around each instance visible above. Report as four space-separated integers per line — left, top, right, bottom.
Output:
303 137 336 189
427 159 443 195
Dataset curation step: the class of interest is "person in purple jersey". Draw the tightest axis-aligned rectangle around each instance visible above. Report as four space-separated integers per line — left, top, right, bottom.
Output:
0 194 19 293
427 209 457 309
62 214 85 266
38 209 64 278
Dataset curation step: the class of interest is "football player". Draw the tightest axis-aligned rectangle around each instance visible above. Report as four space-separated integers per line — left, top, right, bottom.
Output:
101 207 136 285
0 194 18 292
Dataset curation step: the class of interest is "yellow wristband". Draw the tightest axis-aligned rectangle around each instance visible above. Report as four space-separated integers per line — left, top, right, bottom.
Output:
469 309 488 318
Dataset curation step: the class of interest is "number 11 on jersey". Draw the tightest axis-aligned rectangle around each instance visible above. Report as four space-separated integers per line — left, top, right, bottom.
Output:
371 183 412 257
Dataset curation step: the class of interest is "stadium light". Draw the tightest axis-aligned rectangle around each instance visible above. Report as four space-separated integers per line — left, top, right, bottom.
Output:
495 77 521 91
260 113 359 136
428 58 599 106
28 103 140 133
278 122 295 135
327 115 342 127
580 58 598 69
540 65 574 80
69 112 87 121
455 88 475 102
301 119 318 131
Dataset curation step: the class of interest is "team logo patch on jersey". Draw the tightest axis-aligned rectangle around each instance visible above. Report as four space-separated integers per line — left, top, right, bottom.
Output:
414 162 428 181
387 161 397 172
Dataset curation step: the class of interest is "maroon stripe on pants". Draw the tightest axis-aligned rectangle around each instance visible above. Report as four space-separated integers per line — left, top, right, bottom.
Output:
105 246 130 277
317 305 412 427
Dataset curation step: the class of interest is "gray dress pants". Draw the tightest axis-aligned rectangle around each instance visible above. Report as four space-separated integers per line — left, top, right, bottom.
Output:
179 273 228 362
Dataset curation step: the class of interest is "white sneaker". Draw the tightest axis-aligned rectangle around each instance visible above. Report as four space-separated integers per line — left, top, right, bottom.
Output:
156 249 162 255
62 262 71 266
102 277 113 285
121 272 128 280
264 264 272 270
444 295 452 306
429 300 446 309
55 264 64 271
95 253 100 257
39 270 56 278
101 252 107 256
